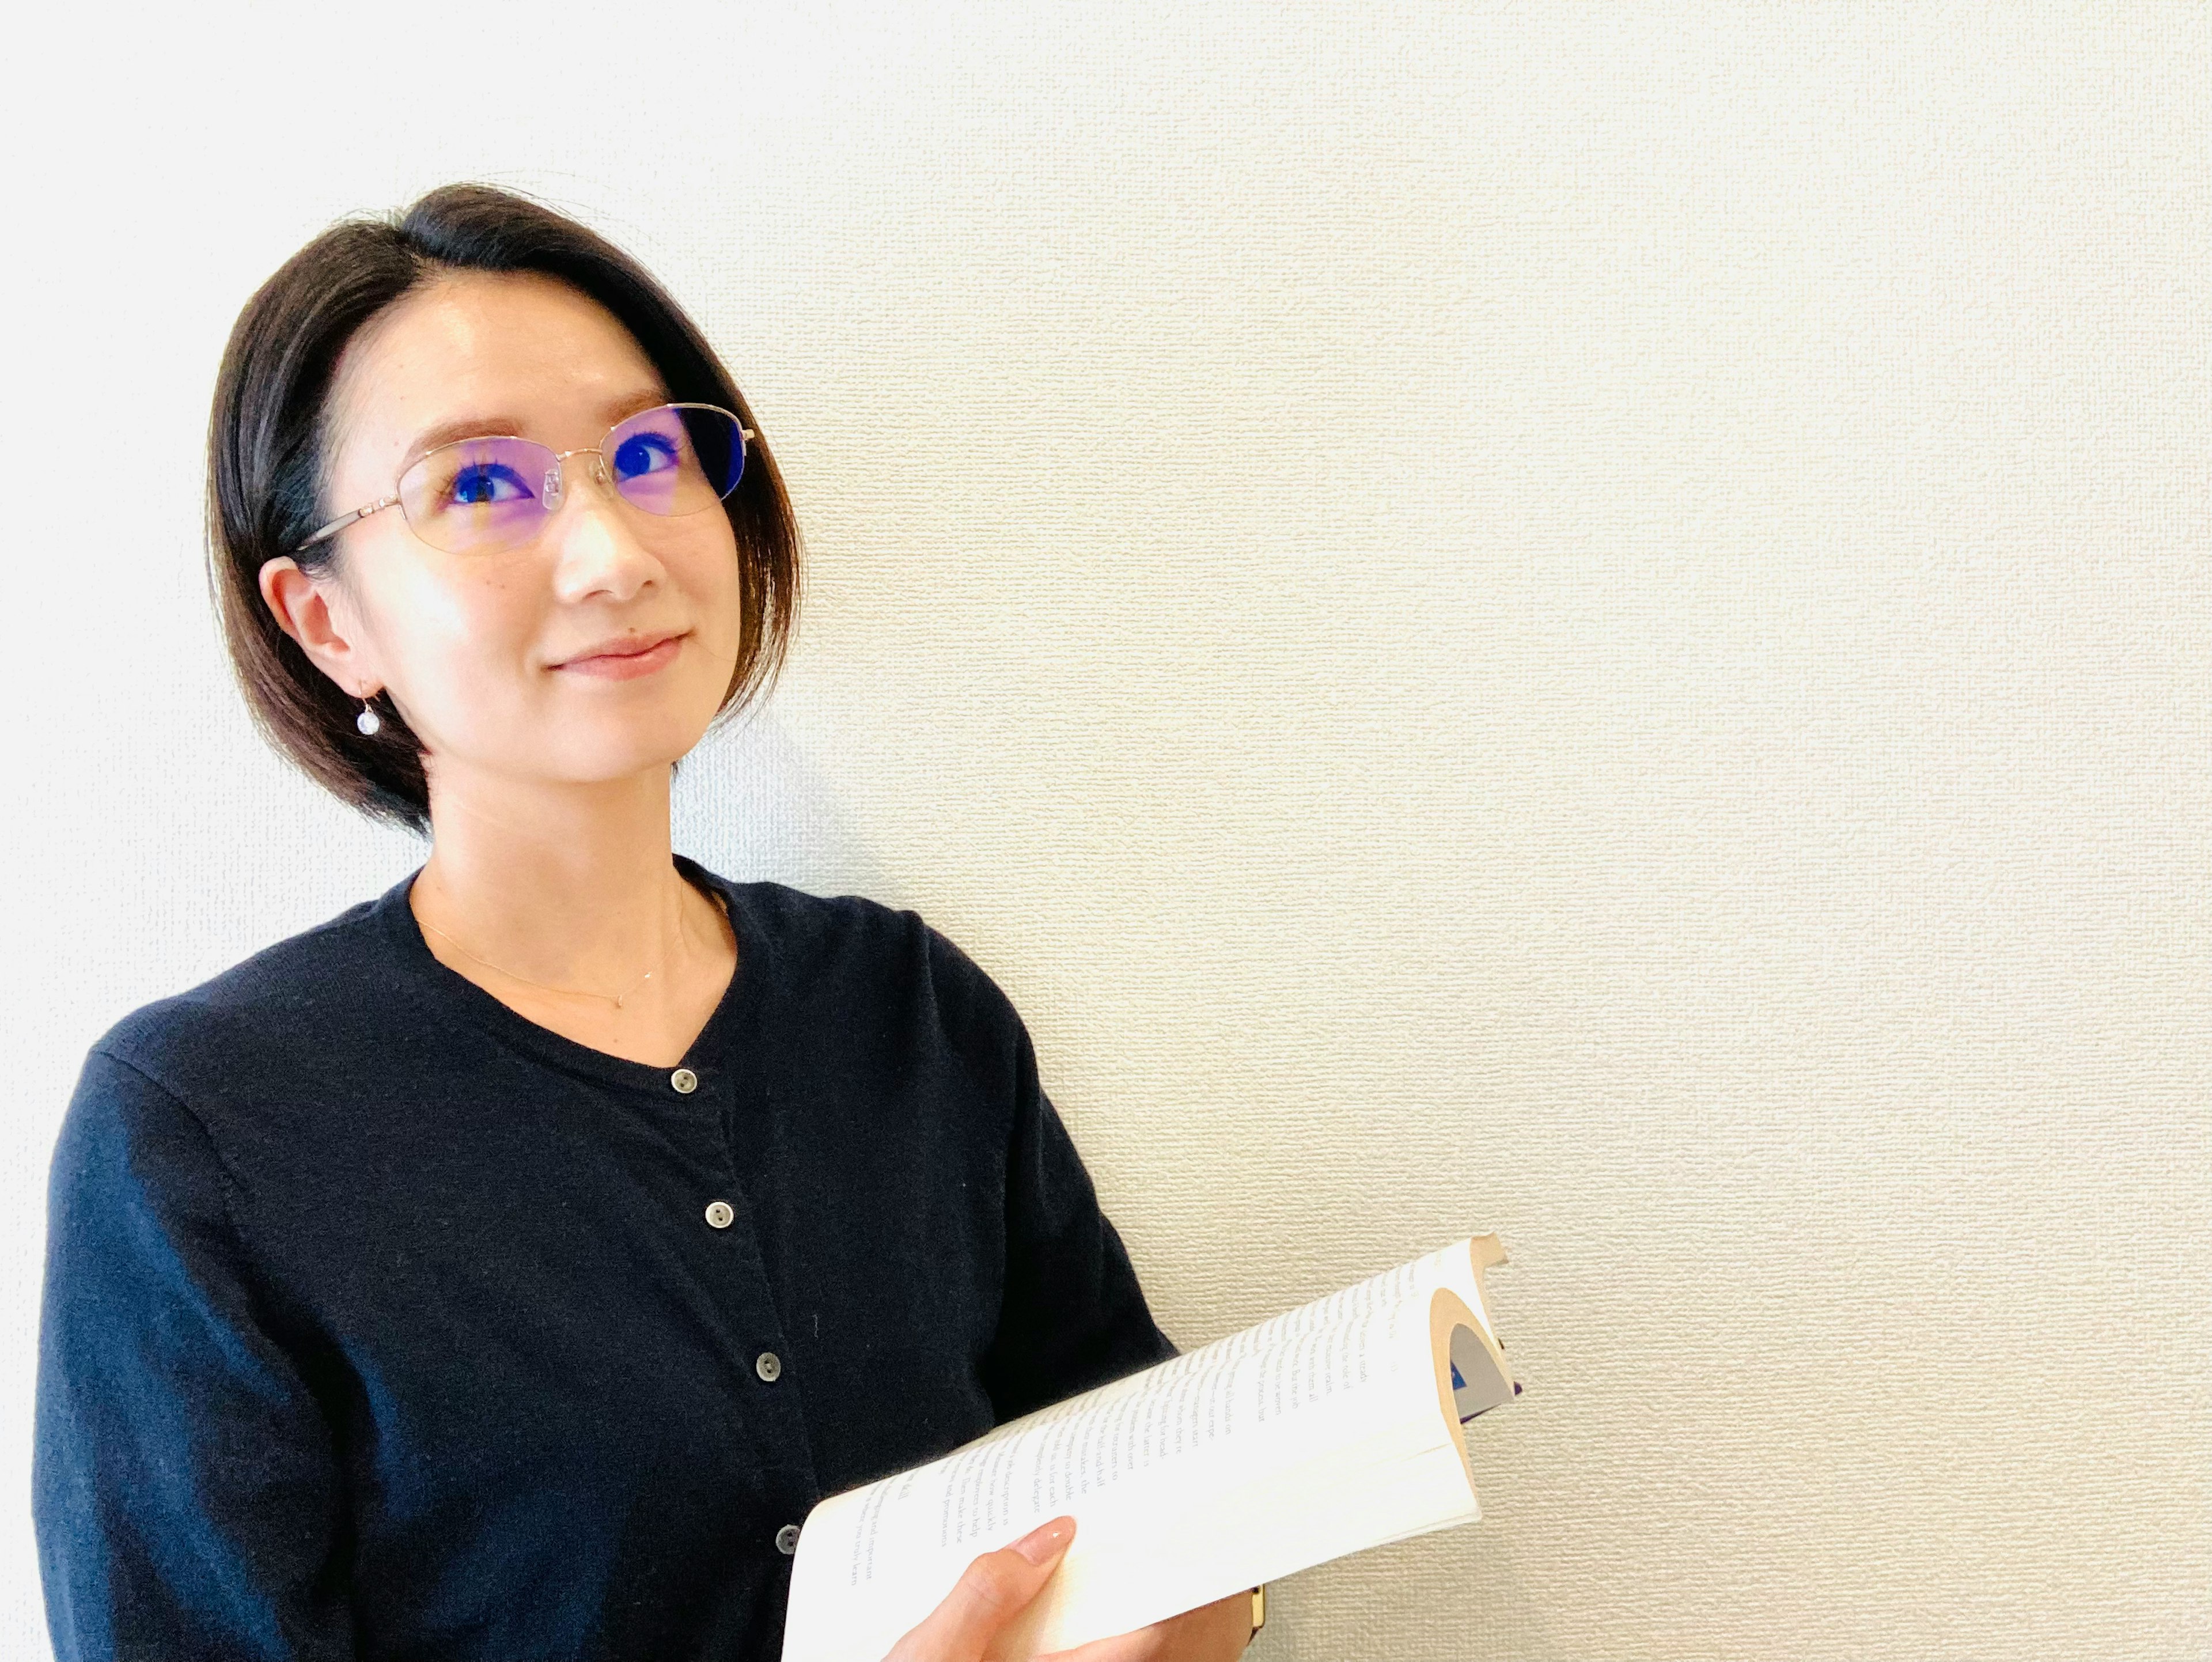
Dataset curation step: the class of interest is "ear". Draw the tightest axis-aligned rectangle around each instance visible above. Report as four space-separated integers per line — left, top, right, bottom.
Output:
259 556 382 698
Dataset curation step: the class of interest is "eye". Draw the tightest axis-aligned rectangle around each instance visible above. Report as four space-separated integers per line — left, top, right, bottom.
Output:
445 460 534 507
611 429 681 482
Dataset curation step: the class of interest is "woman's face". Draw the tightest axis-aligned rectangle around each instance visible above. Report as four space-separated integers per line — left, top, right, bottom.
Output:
262 269 744 806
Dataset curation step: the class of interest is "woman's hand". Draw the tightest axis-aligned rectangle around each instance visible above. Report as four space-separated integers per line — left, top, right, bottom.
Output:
882 1516 1256 1662
884 1515 1080 1661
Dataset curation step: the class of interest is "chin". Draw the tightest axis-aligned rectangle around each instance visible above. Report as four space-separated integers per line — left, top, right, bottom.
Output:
551 718 714 782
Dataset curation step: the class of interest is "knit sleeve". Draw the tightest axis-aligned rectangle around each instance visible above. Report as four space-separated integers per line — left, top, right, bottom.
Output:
920 925 1180 1426
33 1045 354 1662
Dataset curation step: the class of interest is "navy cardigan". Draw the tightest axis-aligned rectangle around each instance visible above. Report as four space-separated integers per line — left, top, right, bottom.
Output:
33 857 1177 1660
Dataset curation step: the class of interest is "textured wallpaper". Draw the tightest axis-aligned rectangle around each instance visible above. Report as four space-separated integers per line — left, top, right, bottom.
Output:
2 4 2204 1657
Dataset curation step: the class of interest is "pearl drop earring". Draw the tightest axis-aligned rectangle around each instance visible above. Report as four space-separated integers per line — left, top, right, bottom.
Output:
355 695 383 737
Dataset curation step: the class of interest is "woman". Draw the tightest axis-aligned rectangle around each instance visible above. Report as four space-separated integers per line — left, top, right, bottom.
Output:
33 183 1257 1662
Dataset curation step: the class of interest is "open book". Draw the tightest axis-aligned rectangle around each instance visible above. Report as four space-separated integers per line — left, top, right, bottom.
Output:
780 1235 1518 1661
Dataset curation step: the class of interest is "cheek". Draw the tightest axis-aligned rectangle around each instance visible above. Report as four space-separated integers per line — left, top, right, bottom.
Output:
382 562 547 710
674 531 746 647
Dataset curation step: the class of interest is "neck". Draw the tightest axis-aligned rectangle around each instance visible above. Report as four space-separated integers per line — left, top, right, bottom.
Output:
408 760 699 991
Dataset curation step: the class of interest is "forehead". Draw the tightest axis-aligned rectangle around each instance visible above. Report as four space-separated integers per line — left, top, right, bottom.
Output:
325 270 669 478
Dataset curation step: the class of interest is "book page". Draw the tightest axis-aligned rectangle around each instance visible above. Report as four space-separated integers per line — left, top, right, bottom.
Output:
781 1234 1518 1662
830 1255 1422 1574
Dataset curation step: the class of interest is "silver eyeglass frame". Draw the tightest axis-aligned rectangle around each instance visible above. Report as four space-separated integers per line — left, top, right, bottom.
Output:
287 401 757 556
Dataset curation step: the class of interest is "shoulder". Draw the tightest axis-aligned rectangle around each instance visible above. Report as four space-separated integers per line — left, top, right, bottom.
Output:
717 874 923 973
719 873 1006 998
714 873 1029 1067
81 883 396 1117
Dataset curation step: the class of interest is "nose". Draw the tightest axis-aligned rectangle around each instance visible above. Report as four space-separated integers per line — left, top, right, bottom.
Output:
545 448 664 602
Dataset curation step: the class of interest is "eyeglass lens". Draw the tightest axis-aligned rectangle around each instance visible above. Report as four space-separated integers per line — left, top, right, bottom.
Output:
396 404 745 555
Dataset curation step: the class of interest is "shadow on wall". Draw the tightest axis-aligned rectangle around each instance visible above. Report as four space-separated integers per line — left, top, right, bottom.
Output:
672 703 899 904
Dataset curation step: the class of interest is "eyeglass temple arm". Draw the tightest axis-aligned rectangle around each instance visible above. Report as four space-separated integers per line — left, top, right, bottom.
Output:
291 496 400 555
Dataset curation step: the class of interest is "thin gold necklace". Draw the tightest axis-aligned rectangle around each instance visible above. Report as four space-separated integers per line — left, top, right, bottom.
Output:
418 910 680 1010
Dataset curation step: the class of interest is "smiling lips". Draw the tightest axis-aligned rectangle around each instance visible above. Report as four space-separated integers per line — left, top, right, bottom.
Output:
553 631 685 680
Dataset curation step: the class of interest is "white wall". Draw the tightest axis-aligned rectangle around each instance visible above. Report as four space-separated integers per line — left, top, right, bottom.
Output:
2 4 2205 1657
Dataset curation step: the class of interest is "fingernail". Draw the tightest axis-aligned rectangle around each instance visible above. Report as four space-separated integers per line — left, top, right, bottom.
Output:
1013 1516 1074 1564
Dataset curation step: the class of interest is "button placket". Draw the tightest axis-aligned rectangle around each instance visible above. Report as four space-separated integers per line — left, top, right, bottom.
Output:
670 1046 823 1523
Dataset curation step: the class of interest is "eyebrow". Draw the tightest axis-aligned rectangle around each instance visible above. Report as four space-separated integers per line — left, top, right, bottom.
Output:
402 388 671 463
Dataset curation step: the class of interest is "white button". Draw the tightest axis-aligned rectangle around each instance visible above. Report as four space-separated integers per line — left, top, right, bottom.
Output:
775 1523 800 1555
670 1067 699 1094
756 1351 782 1382
704 1200 734 1229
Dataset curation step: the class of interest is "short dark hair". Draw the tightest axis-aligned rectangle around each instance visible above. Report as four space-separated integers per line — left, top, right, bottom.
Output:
205 181 802 836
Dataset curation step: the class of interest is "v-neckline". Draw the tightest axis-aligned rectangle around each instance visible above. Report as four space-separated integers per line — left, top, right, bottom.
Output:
373 852 755 1098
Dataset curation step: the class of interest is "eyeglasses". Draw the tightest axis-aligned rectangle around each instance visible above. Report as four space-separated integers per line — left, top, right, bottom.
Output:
290 402 755 557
